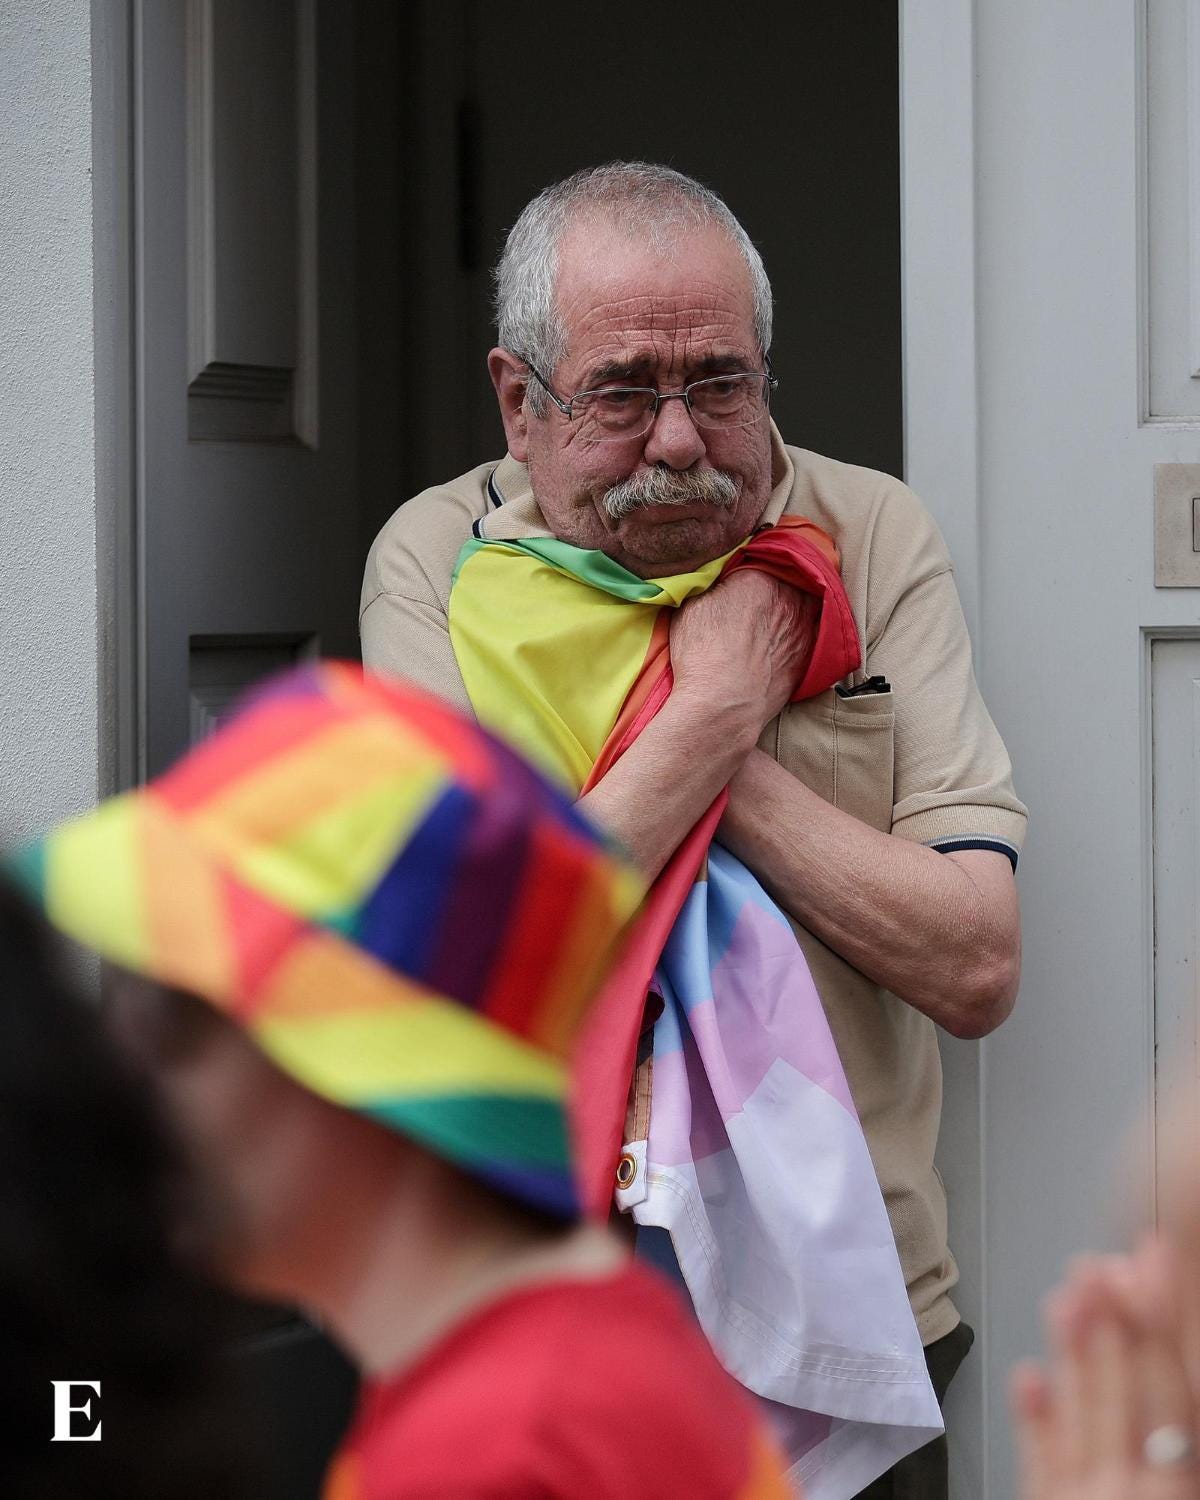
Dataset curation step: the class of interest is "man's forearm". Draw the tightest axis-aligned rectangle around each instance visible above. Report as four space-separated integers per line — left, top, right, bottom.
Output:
578 695 757 882
719 748 1020 1038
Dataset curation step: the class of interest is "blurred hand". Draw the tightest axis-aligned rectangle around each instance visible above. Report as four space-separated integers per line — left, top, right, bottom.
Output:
1012 1248 1200 1500
668 570 818 733
1157 1092 1200 1397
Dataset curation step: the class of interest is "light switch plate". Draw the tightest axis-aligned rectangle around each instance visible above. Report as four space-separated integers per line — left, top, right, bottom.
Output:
1155 463 1200 586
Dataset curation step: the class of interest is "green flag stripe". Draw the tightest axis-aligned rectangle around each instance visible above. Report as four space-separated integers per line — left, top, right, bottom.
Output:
455 534 662 602
509 537 662 600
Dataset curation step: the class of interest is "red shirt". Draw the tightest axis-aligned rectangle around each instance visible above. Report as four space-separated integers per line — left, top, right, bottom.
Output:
322 1262 791 1499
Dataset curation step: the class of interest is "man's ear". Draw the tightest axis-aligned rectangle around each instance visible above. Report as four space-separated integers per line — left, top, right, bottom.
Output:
487 348 530 462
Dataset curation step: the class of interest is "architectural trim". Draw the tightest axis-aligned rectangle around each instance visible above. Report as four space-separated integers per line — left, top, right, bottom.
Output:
899 0 981 643
898 6 987 1498
184 0 317 446
92 0 140 795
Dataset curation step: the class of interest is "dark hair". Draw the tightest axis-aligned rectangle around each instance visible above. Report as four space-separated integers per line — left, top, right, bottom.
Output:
0 879 254 1498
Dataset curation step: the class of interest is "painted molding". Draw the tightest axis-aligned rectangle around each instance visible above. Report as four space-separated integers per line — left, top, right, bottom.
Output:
898 8 986 1499
92 0 140 795
1145 630 1200 1224
1137 0 1153 425
183 0 316 445
898 0 981 643
1140 0 1200 425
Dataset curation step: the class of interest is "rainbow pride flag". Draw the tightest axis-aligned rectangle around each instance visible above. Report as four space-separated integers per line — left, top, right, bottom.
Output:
449 516 945 1496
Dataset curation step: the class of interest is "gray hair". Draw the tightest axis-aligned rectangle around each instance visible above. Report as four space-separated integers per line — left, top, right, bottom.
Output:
495 162 773 414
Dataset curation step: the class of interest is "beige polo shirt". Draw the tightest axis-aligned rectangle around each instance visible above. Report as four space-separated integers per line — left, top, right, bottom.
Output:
361 427 1028 1346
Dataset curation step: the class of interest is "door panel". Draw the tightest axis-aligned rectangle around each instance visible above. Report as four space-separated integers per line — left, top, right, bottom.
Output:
133 4 362 1491
1146 0 1200 421
1152 636 1200 1194
137 0 360 781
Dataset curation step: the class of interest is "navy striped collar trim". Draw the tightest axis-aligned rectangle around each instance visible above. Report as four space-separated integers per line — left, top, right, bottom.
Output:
471 469 508 539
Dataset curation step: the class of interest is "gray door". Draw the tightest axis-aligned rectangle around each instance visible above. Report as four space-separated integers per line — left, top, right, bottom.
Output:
126 2 364 1491
133 0 363 781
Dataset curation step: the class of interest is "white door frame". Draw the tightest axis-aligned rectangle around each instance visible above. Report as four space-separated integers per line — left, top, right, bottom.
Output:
900 0 981 635
898 4 987 1496
92 0 140 799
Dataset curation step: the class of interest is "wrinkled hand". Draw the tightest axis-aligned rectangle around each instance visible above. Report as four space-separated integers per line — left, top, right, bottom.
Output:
668 569 819 733
1012 1246 1200 1500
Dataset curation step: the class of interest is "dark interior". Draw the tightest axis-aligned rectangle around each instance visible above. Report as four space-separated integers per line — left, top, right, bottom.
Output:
355 1 901 553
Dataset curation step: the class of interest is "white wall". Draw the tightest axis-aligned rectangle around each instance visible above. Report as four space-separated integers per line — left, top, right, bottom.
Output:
0 1 97 842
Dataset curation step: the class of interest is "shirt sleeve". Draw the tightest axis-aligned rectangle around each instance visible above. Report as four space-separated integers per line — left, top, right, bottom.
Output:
358 489 477 717
864 496 1028 868
360 590 473 717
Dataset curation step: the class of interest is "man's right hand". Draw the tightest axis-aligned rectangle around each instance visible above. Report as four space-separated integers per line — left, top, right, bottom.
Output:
578 569 818 881
668 569 819 736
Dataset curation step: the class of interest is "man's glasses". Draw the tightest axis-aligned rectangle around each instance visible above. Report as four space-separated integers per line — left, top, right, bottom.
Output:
523 361 778 442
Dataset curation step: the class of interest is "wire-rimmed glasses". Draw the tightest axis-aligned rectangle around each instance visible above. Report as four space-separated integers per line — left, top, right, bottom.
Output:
523 361 778 442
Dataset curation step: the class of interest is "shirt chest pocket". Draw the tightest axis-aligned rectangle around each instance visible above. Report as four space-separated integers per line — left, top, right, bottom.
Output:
766 684 896 833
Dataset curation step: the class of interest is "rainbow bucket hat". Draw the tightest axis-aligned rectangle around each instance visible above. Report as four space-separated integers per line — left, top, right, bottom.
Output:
12 663 644 1219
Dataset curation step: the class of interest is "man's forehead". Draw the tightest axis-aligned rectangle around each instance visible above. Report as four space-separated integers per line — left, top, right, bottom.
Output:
562 300 758 385
554 218 757 359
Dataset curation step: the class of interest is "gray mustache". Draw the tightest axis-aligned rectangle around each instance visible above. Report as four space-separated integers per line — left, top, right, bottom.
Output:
602 467 738 521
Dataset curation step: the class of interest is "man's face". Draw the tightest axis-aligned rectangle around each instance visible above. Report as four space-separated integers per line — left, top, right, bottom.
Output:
493 218 775 578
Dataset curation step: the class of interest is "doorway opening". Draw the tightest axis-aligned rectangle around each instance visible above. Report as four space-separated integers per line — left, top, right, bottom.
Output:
355 0 902 548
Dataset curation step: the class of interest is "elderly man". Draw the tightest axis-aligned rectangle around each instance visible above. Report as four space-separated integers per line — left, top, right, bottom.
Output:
362 162 1026 1499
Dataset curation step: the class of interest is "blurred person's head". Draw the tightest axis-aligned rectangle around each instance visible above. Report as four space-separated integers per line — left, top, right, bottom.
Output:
13 664 643 1366
102 970 556 1316
0 879 249 1499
